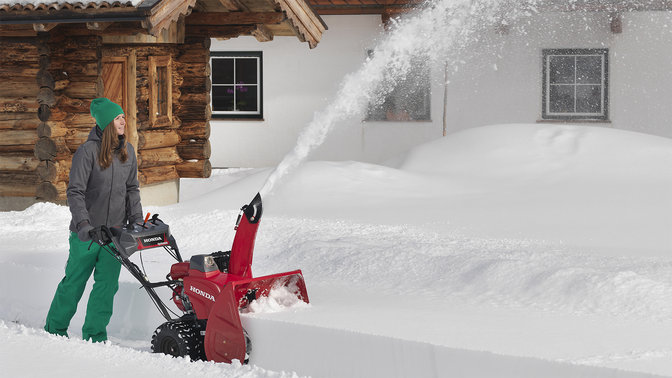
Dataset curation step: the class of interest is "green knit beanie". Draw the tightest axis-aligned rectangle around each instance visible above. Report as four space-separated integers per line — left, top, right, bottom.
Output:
90 98 124 131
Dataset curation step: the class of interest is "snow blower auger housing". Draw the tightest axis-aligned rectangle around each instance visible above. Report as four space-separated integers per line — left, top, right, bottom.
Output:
96 193 309 363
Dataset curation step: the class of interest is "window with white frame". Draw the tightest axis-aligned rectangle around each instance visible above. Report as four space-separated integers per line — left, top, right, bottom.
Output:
211 52 262 119
365 50 431 122
542 49 608 120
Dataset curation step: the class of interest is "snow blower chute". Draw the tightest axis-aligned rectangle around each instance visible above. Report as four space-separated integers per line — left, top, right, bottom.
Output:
95 192 309 363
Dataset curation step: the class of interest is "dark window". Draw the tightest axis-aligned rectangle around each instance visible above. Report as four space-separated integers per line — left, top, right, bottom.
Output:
149 55 172 126
365 51 431 122
211 52 262 119
542 49 608 120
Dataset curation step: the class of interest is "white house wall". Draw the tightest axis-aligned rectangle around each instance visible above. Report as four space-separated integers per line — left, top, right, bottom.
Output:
209 15 446 168
210 11 672 169
443 11 672 138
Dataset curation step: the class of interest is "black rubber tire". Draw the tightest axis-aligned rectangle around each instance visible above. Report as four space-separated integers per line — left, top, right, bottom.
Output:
151 320 206 361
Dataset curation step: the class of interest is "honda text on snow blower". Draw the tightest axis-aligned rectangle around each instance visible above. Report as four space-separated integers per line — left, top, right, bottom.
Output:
89 193 309 363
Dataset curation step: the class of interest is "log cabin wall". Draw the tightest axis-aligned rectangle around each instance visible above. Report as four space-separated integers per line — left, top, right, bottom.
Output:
0 37 43 202
106 43 183 187
175 35 212 180
35 34 103 202
0 32 212 209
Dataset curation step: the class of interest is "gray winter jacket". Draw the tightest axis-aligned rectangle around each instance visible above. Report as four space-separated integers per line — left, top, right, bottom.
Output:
67 126 143 233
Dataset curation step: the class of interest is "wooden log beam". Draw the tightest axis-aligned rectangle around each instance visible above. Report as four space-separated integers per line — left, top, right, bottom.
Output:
178 92 210 105
184 24 255 38
37 88 57 107
0 25 38 38
252 24 274 42
175 103 211 121
36 181 67 201
33 23 59 32
137 146 182 169
186 12 285 25
143 0 196 36
175 62 211 77
177 139 210 160
34 137 71 161
64 79 103 99
0 66 40 79
0 112 38 122
0 154 40 172
176 48 209 64
0 129 38 146
37 159 72 183
86 22 113 31
138 130 181 150
49 62 98 76
0 82 39 99
215 0 248 11
0 118 40 130
65 129 90 151
176 159 211 178
37 121 67 138
0 97 40 113
0 183 37 197
178 120 210 139
37 70 55 90
139 165 179 185
0 172 39 197
55 96 90 113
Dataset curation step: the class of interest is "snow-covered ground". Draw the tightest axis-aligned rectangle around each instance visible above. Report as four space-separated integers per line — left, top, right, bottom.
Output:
1 124 672 377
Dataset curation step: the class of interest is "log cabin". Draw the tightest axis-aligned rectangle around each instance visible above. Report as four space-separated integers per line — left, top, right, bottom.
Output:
0 0 326 210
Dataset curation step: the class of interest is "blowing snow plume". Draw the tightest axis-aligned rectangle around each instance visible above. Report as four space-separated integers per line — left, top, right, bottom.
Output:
259 0 539 198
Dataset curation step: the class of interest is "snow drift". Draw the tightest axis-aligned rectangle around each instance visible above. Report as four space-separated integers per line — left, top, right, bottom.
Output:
2 124 672 377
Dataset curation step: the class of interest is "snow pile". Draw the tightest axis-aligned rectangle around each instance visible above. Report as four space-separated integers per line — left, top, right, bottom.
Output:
1 124 672 377
244 285 311 314
0 320 303 378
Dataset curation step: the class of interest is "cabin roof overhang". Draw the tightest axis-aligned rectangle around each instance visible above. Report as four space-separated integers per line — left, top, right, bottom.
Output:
307 0 421 15
0 0 325 47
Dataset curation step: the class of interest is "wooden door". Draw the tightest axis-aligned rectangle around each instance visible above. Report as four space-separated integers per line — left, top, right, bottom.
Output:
102 60 127 112
102 55 137 152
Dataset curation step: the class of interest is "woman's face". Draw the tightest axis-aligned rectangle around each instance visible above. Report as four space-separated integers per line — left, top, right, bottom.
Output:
113 114 126 136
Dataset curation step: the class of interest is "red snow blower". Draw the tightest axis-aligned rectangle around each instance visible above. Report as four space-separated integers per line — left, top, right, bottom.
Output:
95 192 309 363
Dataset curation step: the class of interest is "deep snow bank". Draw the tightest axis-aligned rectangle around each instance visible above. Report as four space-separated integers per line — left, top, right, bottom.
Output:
2 124 672 377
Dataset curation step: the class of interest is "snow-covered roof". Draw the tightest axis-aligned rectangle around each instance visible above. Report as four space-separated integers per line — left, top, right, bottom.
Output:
0 0 139 12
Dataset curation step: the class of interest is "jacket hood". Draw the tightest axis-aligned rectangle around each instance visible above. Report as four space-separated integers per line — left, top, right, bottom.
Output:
87 126 102 143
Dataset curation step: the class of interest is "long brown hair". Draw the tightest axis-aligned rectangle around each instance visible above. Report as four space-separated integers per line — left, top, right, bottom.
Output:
98 120 128 169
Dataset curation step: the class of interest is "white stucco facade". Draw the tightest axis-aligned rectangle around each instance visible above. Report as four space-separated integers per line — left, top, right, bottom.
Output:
444 11 672 139
209 15 446 168
209 11 672 168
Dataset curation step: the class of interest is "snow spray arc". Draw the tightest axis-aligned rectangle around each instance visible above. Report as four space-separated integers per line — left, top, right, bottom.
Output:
258 0 538 198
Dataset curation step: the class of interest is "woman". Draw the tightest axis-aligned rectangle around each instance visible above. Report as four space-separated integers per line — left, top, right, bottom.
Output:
44 97 143 342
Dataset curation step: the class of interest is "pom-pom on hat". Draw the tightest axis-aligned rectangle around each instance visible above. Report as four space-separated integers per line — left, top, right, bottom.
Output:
90 97 124 131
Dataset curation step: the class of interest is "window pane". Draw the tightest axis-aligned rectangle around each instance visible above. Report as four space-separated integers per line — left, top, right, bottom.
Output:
549 56 575 84
236 58 258 85
576 56 602 84
549 85 574 113
236 86 257 111
212 58 234 84
576 85 602 113
212 86 234 111
157 66 168 116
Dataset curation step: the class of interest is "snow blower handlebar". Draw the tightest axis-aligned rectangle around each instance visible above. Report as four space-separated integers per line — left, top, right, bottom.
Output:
93 218 183 322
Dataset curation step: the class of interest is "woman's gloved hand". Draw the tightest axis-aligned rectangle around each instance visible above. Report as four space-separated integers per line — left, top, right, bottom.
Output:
77 221 94 242
89 227 112 246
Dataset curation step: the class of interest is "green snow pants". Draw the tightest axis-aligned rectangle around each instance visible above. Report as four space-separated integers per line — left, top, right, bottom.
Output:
44 232 121 342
